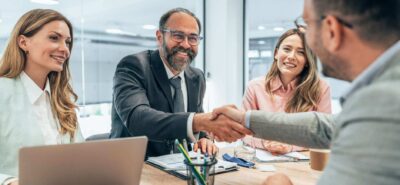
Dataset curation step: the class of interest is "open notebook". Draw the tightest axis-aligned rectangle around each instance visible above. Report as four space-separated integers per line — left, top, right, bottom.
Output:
255 149 309 162
147 151 237 180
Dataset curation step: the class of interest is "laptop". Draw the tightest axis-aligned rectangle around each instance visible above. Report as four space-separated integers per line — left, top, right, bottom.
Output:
19 136 148 185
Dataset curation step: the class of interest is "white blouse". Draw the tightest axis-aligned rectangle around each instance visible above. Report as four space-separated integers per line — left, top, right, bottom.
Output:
20 72 60 145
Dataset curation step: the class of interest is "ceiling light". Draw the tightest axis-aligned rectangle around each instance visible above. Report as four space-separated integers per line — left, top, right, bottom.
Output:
142 24 156 30
257 25 265 30
30 0 59 5
105 28 123 34
105 28 137 36
273 27 285 32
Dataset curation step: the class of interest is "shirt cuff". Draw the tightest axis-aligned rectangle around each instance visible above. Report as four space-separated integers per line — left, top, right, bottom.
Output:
3 177 17 185
187 113 198 142
245 111 251 128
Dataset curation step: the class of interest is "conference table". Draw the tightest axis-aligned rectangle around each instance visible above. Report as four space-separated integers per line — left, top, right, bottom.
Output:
139 147 322 185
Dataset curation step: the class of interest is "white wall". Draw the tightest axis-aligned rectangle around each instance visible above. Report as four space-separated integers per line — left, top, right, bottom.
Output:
204 0 244 111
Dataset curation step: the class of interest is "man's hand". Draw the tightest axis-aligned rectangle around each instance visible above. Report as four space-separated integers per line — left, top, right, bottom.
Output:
193 112 252 143
262 141 293 155
193 138 218 156
211 105 246 125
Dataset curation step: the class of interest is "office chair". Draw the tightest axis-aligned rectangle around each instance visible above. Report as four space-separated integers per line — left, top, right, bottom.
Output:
86 133 110 141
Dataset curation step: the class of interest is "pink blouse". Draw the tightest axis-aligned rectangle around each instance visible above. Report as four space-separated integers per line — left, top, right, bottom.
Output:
242 76 332 152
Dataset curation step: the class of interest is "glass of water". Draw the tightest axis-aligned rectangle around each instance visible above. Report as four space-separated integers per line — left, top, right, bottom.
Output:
233 137 256 162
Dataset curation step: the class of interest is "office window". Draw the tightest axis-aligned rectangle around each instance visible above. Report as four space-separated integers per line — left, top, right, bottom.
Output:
245 0 304 82
245 0 349 113
0 0 204 136
0 0 204 104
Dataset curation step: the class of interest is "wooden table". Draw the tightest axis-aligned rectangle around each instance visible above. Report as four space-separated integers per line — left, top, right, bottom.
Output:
140 148 322 185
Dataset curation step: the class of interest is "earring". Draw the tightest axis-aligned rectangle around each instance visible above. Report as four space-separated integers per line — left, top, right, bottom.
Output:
25 50 29 55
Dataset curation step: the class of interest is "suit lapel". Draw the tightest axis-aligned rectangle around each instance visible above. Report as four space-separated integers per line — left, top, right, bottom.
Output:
150 50 174 111
185 67 200 112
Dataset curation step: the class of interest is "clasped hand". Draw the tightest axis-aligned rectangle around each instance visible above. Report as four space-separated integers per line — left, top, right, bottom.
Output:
207 105 253 142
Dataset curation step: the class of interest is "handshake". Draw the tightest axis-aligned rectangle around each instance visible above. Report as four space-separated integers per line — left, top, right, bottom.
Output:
193 105 254 142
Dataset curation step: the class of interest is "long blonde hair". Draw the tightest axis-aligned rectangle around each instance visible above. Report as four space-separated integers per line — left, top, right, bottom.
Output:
0 9 78 139
265 28 321 113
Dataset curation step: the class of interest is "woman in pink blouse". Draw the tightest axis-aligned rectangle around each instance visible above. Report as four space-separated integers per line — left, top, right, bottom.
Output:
242 28 332 155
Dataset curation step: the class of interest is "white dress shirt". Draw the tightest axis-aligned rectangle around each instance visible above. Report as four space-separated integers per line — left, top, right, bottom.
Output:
162 61 198 142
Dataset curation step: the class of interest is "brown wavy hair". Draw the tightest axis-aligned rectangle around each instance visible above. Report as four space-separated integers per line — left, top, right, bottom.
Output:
265 28 321 113
0 9 78 140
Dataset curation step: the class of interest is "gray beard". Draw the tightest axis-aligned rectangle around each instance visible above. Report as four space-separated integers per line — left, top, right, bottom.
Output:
162 41 196 72
167 54 189 72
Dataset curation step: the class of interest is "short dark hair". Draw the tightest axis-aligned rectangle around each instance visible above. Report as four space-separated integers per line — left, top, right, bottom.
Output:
312 0 400 46
159 8 202 34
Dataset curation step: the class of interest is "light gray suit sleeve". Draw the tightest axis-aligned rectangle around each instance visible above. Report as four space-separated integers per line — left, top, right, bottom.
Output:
249 111 336 149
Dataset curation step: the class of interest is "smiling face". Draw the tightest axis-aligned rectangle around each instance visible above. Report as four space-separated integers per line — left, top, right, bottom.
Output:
275 34 307 79
157 12 199 74
19 20 71 74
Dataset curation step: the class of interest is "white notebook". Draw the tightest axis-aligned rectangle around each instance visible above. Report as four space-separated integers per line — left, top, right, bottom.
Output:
147 152 237 180
255 149 309 162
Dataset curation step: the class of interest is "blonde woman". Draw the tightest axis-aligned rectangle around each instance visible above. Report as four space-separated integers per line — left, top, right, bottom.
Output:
0 9 83 185
242 28 331 155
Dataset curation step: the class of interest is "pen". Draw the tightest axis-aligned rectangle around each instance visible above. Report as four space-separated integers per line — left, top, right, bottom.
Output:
197 150 201 163
182 139 189 153
175 139 206 185
203 154 207 179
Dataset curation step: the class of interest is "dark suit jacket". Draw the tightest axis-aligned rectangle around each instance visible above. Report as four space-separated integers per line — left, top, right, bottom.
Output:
110 50 206 157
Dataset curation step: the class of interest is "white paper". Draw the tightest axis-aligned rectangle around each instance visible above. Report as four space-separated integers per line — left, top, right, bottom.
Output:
257 164 276 172
255 149 309 162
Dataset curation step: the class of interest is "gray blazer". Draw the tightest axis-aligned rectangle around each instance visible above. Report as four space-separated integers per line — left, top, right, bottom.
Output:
250 50 400 184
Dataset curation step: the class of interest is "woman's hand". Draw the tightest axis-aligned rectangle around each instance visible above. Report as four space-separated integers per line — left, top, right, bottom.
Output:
262 141 293 155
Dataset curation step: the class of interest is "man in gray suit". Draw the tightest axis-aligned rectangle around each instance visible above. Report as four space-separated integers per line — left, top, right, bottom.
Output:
213 0 400 184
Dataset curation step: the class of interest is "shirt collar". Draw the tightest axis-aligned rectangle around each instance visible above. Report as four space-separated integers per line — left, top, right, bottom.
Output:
20 71 51 104
340 40 400 105
269 75 299 92
162 60 185 80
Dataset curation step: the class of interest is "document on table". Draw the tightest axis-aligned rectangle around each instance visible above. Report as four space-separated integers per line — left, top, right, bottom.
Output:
147 151 238 180
255 149 309 162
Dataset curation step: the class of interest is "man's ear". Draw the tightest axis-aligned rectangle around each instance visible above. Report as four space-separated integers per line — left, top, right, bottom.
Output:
17 35 29 52
156 30 163 46
321 15 344 52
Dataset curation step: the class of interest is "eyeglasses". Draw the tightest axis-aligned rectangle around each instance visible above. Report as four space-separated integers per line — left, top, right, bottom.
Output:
294 15 353 30
162 29 203 46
